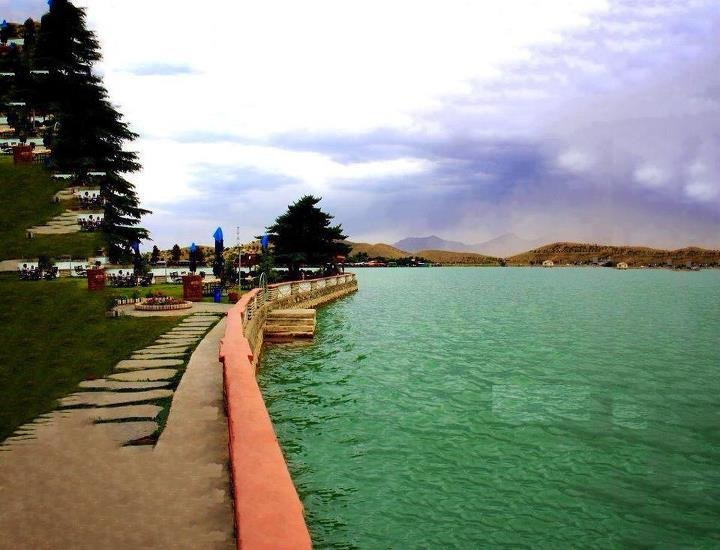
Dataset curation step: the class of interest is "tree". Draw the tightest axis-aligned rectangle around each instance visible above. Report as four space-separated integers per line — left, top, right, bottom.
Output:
150 245 160 265
195 247 207 266
0 21 10 45
266 195 350 280
33 0 149 262
171 244 181 265
258 250 278 283
22 19 37 52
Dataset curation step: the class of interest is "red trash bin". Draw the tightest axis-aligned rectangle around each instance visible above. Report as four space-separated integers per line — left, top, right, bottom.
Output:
87 268 106 291
182 274 203 301
13 145 33 165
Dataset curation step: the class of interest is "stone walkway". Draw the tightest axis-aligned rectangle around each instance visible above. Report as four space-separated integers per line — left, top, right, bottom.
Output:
0 313 234 549
0 259 19 272
27 209 85 235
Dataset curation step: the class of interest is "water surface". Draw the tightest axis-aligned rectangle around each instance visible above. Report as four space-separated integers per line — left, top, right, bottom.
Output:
258 268 720 548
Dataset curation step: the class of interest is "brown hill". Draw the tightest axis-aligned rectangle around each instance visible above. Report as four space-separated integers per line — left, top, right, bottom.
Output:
416 249 499 265
348 242 500 265
347 242 410 260
507 242 720 267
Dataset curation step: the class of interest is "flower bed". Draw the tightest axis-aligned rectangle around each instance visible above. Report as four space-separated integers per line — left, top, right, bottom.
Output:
134 291 192 311
135 301 192 311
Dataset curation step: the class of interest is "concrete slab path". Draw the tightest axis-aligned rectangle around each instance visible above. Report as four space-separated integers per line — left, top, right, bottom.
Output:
0 315 233 549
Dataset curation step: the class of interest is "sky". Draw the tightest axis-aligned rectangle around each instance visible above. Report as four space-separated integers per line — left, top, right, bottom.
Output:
5 0 720 249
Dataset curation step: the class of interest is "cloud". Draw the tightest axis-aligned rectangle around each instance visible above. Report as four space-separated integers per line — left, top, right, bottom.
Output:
122 63 198 76
59 0 720 248
557 150 594 173
0 0 45 21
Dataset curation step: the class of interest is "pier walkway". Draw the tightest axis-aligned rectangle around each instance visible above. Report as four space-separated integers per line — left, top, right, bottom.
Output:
0 314 234 549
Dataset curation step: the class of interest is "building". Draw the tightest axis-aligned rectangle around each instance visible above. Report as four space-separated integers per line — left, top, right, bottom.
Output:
542 260 554 267
616 262 628 270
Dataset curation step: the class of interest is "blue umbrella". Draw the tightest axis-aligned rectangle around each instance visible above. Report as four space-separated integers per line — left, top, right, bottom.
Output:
213 229 224 278
261 234 269 250
131 241 141 275
1 21 7 30
189 242 197 273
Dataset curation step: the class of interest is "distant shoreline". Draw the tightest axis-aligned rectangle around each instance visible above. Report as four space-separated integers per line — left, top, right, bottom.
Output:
349 264 719 270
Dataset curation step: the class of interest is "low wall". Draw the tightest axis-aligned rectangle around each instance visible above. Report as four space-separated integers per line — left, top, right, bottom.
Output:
219 273 357 549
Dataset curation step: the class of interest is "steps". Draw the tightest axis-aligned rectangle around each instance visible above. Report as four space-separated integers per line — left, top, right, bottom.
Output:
264 309 316 341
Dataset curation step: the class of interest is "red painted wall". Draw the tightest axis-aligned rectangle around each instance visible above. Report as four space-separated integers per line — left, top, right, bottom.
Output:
219 290 312 550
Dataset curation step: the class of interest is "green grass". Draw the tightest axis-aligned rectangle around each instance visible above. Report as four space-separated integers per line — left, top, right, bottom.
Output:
0 157 104 260
0 275 180 440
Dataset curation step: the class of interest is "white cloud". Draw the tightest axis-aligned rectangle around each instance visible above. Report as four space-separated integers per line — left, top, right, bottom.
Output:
684 180 718 202
557 150 594 172
80 0 610 139
134 139 431 206
633 163 668 188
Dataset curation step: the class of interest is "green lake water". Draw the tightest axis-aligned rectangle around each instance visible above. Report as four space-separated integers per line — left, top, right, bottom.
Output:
257 268 720 548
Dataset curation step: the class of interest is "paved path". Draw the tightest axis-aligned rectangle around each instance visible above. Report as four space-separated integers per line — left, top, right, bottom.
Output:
0 314 234 549
27 209 83 235
0 259 19 272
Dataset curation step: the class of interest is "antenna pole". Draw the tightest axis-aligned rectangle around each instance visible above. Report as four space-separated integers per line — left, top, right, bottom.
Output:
236 226 241 289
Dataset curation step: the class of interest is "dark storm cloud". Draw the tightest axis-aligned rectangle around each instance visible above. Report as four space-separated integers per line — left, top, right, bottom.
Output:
231 0 720 247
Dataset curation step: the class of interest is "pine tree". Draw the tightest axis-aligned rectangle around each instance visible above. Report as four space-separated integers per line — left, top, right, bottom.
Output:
33 0 149 262
195 247 207 267
266 195 351 279
171 244 181 265
150 245 160 265
22 19 37 52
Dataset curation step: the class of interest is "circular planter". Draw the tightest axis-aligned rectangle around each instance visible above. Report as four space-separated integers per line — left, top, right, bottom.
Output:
134 301 193 311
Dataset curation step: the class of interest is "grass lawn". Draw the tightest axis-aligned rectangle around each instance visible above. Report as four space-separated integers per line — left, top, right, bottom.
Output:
0 157 104 260
0 275 180 441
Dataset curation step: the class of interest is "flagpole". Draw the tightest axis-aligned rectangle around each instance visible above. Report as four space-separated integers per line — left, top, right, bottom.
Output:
236 226 241 289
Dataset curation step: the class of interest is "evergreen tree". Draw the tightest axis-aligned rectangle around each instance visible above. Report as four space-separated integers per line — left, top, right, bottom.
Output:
22 19 37 52
195 247 207 266
258 251 278 283
171 244 181 264
34 0 99 74
266 195 350 280
0 20 13 45
34 0 149 262
150 245 160 265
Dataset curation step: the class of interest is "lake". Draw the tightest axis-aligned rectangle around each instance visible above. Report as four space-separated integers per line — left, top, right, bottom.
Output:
258 267 720 548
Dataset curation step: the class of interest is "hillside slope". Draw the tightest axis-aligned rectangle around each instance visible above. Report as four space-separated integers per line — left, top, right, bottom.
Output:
507 242 720 266
0 159 103 260
348 242 410 260
416 249 499 265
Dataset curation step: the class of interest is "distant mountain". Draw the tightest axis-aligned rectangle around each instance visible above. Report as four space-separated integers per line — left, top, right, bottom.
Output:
393 233 544 257
473 233 545 257
393 236 474 253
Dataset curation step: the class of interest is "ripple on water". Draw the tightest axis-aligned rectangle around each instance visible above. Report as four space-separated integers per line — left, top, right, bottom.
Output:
258 268 720 548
